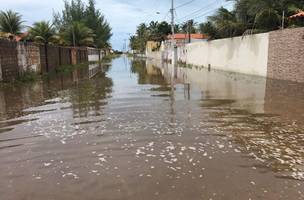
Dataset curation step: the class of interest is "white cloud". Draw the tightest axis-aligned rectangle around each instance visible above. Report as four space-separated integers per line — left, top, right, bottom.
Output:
1 0 228 49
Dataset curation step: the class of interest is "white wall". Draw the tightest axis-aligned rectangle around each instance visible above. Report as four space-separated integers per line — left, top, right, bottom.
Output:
146 51 162 61
87 48 103 62
88 54 100 62
17 43 40 72
184 33 269 77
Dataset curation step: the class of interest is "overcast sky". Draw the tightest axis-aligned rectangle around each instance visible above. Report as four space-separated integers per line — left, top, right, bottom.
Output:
1 0 233 50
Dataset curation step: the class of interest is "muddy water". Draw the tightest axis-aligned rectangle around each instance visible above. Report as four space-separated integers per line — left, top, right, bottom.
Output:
0 56 303 200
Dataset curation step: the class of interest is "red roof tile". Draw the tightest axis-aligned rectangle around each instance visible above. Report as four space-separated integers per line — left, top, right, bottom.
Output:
167 33 208 40
289 11 304 19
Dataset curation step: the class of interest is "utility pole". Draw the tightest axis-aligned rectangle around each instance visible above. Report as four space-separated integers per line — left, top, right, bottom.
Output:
281 11 285 30
187 20 191 43
170 0 175 65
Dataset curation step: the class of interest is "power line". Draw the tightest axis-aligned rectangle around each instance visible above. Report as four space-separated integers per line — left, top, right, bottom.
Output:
175 0 196 9
191 1 233 20
177 1 234 25
176 0 221 22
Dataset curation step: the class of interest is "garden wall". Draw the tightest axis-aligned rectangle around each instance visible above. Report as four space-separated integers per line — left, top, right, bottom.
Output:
183 33 269 77
267 27 304 82
0 38 102 81
0 40 19 81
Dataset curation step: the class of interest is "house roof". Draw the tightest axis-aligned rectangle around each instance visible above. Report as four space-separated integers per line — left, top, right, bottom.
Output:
289 11 304 19
167 33 208 40
15 32 29 42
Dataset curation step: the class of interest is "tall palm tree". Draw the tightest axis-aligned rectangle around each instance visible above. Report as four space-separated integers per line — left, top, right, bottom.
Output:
209 7 246 38
29 21 56 44
59 21 94 47
29 21 56 73
0 10 24 36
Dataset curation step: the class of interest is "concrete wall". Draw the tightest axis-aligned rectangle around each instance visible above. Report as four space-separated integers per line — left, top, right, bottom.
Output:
267 27 304 83
0 39 102 81
0 39 19 81
88 47 103 62
184 33 269 77
146 50 162 61
17 42 40 73
0 57 2 81
147 28 304 83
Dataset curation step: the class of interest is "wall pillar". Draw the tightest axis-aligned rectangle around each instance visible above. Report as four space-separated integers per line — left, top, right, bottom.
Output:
71 48 77 65
0 57 2 81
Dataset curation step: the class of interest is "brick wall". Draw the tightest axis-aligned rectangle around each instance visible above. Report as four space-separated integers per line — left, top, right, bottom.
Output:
267 27 304 82
40 45 88 73
76 48 88 64
0 39 19 81
0 39 100 80
264 79 304 125
17 42 40 73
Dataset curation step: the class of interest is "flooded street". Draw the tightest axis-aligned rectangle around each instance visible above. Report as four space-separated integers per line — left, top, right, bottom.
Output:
0 56 304 200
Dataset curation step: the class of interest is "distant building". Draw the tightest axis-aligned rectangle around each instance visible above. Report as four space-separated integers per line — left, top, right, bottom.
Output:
289 10 304 19
146 41 161 54
166 33 209 45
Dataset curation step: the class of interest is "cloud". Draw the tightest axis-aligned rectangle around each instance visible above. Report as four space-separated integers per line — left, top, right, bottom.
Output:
0 0 228 50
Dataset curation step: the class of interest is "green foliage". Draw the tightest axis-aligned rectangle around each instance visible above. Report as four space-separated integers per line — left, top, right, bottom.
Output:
59 21 94 46
17 71 39 82
199 0 304 39
0 10 24 35
180 20 197 34
199 22 218 39
53 0 112 48
29 21 56 44
129 21 172 52
255 9 281 31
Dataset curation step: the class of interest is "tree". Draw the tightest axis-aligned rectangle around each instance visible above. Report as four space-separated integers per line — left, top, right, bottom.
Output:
0 10 24 36
208 7 246 38
59 21 94 46
130 21 173 52
181 20 197 34
53 0 112 48
29 21 56 73
199 22 217 39
85 0 112 48
197 0 304 40
29 21 56 44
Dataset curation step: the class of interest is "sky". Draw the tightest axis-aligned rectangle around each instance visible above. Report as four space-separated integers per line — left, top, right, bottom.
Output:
1 0 233 50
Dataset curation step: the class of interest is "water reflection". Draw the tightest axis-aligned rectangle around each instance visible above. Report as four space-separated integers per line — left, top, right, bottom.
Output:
0 56 303 200
0 63 112 126
146 58 304 181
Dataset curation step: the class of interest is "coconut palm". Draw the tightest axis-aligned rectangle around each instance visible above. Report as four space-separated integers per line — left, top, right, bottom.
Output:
29 21 57 73
29 21 56 44
59 21 94 46
0 10 24 35
208 7 246 38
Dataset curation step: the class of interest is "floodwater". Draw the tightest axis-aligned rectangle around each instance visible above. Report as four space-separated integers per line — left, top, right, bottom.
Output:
0 56 304 200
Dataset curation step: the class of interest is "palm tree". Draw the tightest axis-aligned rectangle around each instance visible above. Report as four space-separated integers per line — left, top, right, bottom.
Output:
199 21 218 39
29 21 56 44
0 10 24 37
29 21 56 73
59 21 94 46
209 7 246 38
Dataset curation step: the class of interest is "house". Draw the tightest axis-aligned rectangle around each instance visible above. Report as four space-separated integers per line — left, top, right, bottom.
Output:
166 33 209 45
289 10 304 19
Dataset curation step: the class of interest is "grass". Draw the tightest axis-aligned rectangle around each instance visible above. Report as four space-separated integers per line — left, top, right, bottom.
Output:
16 71 40 83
